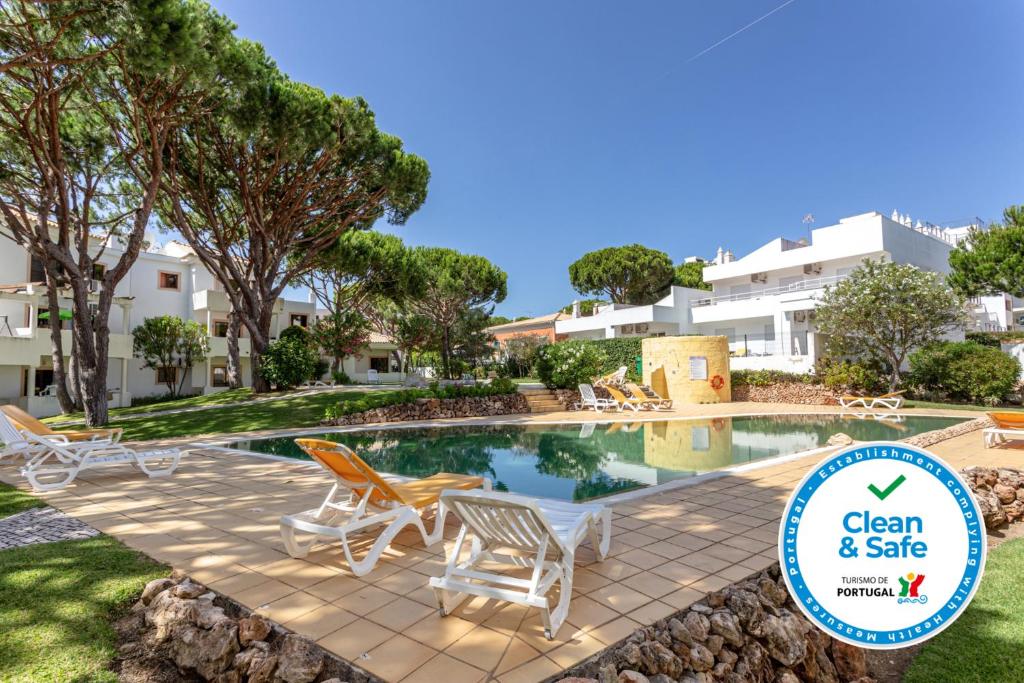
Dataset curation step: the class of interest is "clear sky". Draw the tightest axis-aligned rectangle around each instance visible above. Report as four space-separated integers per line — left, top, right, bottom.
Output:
209 0 1024 317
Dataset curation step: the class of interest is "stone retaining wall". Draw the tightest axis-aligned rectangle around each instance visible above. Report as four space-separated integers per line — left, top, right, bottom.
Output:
115 571 379 682
553 565 871 683
320 393 528 426
963 466 1024 528
731 383 840 405
902 416 990 449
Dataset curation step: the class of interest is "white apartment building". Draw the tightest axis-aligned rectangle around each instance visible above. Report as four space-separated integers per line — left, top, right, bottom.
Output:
556 210 1021 374
0 231 319 416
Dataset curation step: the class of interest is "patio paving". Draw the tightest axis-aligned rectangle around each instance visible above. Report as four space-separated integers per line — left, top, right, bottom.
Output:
0 416 1018 682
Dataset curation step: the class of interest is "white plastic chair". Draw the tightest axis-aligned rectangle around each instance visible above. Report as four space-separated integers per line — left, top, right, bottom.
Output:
430 489 611 639
366 368 379 384
577 384 616 412
0 412 180 491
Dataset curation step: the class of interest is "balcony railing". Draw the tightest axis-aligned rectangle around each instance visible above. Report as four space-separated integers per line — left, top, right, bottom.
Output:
723 332 810 357
691 274 848 308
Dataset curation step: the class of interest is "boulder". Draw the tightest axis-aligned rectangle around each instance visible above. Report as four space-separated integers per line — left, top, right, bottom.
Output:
141 578 175 606
826 433 853 447
172 580 207 600
618 672 649 683
668 617 694 647
146 592 199 643
683 611 710 642
830 638 868 680
238 614 273 646
993 483 1017 505
169 621 240 680
975 489 1007 529
689 644 714 672
274 634 323 683
709 610 744 648
637 641 683 679
761 613 806 667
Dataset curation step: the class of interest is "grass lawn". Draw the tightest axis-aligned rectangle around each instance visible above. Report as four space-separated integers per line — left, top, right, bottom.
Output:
112 389 369 441
0 481 45 518
904 537 1024 683
904 399 1022 412
42 387 259 424
0 531 167 682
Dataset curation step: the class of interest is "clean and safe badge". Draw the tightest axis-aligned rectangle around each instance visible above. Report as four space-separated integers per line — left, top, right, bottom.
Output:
778 441 986 649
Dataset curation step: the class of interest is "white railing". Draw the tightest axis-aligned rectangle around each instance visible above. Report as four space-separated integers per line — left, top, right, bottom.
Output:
691 274 848 308
723 332 809 357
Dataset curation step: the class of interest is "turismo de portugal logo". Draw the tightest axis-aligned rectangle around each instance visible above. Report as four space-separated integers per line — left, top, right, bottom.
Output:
779 442 986 649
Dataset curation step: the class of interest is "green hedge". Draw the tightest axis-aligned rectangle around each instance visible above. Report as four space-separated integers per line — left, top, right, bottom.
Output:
324 378 518 419
731 369 819 387
584 338 644 381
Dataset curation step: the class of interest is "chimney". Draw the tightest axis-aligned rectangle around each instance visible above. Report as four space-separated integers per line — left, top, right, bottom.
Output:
891 209 899 221
715 246 724 265
724 250 734 263
572 299 580 319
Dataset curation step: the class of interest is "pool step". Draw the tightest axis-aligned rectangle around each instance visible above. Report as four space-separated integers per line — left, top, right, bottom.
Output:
520 388 564 413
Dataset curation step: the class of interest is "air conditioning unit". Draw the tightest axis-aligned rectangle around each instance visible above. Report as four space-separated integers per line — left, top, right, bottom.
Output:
88 279 102 293
750 272 767 284
635 323 649 333
803 262 822 275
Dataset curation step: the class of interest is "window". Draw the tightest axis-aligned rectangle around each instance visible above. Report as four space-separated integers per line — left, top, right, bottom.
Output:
764 324 776 341
212 320 229 337
290 314 309 328
92 263 106 280
211 366 228 387
158 271 180 290
29 255 64 284
369 356 389 373
156 367 177 385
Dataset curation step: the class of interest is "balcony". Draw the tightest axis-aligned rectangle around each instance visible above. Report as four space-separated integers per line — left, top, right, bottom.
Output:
691 274 848 308
0 330 133 364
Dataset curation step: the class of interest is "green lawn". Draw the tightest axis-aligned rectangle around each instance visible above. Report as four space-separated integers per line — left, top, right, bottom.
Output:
0 482 45 518
42 387 259 424
904 399 1022 413
112 389 368 441
904 537 1024 683
0 531 167 682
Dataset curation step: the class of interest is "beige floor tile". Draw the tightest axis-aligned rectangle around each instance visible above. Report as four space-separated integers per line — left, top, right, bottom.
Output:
232 578 297 610
650 561 708 586
628 600 676 625
661 586 706 611
208 570 271 595
572 567 614 593
444 626 513 671
376 568 431 596
620 572 680 599
257 557 339 589
589 615 642 645
546 631 605 669
362 634 437 682
333 584 400 616
400 652 486 683
282 604 358 641
589 583 653 614
496 655 562 683
588 558 642 581
305 575 363 602
717 563 759 583
257 590 327 623
564 596 620 631
493 635 543 675
366 596 436 632
405 613 478 650
689 574 733 593
317 619 395 661
614 548 668 569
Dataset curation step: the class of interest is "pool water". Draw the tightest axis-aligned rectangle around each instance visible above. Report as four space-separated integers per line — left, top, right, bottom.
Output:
225 415 964 502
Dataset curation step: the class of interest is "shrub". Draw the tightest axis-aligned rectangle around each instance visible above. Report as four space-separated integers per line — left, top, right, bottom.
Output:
323 378 519 419
279 325 311 344
908 341 1021 404
312 359 330 382
731 369 818 387
535 340 608 389
259 335 319 389
816 359 886 393
332 370 352 385
587 337 643 381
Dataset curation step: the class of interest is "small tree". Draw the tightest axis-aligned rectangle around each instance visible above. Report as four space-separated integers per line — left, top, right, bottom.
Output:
260 326 319 389
815 259 968 389
948 205 1024 298
311 310 372 374
133 316 210 397
568 245 674 304
673 261 711 291
561 299 606 316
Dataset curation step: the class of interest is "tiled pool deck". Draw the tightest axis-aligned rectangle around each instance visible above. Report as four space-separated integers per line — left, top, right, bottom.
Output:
1 408 1019 682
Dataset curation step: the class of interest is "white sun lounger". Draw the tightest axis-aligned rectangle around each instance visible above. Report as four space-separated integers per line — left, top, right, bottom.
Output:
576 383 617 412
0 412 180 491
282 439 491 577
430 489 611 639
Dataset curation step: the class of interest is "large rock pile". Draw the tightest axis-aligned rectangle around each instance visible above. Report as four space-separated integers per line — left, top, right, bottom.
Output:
321 393 528 426
962 466 1024 529
114 572 376 683
731 383 840 405
555 566 872 683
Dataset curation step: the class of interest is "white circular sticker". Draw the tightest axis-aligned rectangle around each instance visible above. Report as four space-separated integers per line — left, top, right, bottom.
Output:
779 441 986 649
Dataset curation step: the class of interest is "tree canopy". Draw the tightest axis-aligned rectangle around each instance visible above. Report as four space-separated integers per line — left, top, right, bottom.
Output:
408 247 507 378
815 259 967 389
132 316 210 398
568 245 674 304
948 206 1024 298
673 260 711 291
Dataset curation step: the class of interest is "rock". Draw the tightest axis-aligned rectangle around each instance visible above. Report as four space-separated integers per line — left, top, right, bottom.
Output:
618 672 649 683
667 618 694 647
213 671 241 683
761 613 806 667
196 601 230 629
826 433 853 446
728 589 766 636
712 661 734 678
709 610 744 648
247 653 277 683
599 662 619 683
172 580 207 599
648 676 675 683
683 611 710 642
706 591 726 608
638 641 683 679
775 667 800 683
704 634 724 656
993 483 1017 505
689 643 714 672
146 592 199 642
757 577 788 608
718 648 738 666
975 489 1007 529
274 634 323 683
830 638 868 680
618 642 642 667
141 578 175 606
689 603 713 615
238 614 273 646
558 678 598 683
169 621 240 680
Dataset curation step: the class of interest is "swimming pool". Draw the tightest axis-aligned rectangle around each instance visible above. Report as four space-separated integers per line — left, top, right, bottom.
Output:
223 414 965 502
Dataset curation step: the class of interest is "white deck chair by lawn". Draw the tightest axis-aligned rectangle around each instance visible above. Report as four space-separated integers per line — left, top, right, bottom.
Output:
577 383 616 412
0 412 180 491
282 439 491 576
430 489 611 639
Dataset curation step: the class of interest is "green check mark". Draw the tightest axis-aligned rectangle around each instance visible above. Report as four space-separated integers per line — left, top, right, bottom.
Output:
868 475 906 501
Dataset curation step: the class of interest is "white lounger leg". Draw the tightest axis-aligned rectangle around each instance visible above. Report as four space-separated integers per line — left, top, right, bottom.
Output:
135 449 181 478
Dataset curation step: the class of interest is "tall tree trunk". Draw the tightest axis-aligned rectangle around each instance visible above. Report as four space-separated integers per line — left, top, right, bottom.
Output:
226 307 243 389
441 326 452 379
42 270 75 414
247 304 276 393
70 283 112 426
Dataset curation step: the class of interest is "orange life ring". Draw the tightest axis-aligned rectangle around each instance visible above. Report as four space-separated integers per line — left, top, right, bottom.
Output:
710 374 725 390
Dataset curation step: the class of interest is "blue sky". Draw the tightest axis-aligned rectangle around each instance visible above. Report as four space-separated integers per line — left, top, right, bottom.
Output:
210 0 1024 317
